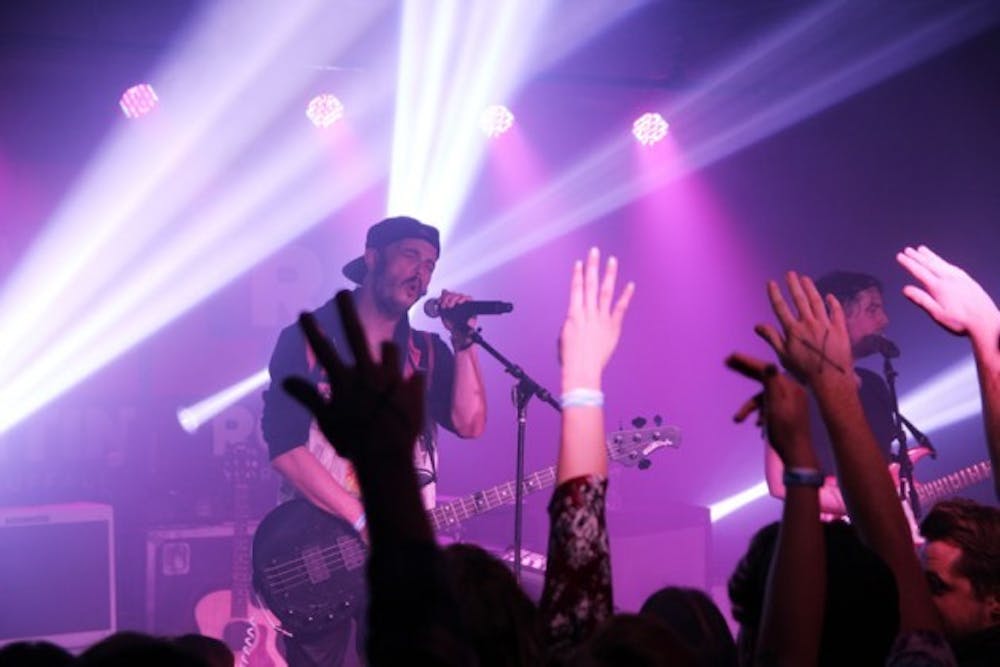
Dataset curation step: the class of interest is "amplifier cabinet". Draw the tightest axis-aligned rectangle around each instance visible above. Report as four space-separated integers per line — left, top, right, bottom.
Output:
0 502 116 651
144 521 258 635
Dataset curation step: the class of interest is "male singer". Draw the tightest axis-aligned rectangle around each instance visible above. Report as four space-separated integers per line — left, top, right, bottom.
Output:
260 216 487 666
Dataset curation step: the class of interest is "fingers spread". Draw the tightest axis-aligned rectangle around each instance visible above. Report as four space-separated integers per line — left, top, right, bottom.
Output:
733 393 762 423
334 290 373 372
380 341 402 382
584 247 600 314
801 275 828 324
611 281 635 324
598 255 619 315
725 352 773 381
754 323 785 357
784 271 813 323
283 377 326 416
299 312 345 378
568 260 584 317
766 280 797 331
897 249 937 287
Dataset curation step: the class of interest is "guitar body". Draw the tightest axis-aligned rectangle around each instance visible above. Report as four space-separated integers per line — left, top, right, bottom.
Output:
252 499 368 637
250 422 679 637
195 590 284 667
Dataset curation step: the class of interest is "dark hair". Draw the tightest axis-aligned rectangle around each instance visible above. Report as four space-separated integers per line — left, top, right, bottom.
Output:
78 631 211 667
0 640 75 667
728 520 899 666
442 543 542 667
568 613 698 667
920 498 1000 601
640 587 736 667
814 271 882 312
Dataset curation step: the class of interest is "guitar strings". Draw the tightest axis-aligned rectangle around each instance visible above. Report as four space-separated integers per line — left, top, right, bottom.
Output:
260 434 659 595
264 543 368 593
262 473 561 593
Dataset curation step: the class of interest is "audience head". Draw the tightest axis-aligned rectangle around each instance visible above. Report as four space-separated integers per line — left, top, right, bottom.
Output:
568 613 698 667
0 640 75 667
640 586 736 667
172 634 233 667
728 520 899 666
442 543 542 667
78 631 211 667
919 498 1000 639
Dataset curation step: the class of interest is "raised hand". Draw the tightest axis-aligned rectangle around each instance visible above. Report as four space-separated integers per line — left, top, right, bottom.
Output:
283 290 425 464
559 247 635 390
896 245 1000 339
754 272 852 387
726 353 818 468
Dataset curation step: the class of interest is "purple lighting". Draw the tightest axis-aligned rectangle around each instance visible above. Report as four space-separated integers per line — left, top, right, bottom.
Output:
480 104 515 138
632 112 669 146
118 83 159 119
306 93 345 128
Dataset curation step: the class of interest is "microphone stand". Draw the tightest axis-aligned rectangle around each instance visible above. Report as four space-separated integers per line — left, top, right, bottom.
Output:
883 354 935 520
453 323 560 583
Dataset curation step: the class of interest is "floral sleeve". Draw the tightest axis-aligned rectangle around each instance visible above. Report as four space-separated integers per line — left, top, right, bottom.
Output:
540 474 612 657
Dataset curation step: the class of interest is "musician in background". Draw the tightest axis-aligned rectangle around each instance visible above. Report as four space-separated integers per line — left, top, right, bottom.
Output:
762 271 898 518
260 216 487 667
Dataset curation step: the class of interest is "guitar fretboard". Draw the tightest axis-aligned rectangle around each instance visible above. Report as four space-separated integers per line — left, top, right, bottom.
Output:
918 460 992 507
429 466 557 531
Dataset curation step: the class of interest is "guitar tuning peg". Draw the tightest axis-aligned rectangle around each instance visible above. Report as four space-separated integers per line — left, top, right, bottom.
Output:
653 415 663 427
638 458 652 470
632 417 647 428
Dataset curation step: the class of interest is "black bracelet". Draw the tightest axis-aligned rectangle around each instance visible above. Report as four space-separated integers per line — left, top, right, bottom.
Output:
452 336 474 352
783 467 825 488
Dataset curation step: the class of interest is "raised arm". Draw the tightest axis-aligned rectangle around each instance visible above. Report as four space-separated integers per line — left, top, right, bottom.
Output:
728 354 825 667
756 272 941 634
540 247 634 657
283 291 470 666
897 245 1000 501
437 289 488 438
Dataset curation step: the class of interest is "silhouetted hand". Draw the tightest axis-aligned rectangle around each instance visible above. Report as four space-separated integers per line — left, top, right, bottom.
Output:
755 272 852 387
283 290 425 464
559 247 635 390
727 353 818 468
897 245 1000 339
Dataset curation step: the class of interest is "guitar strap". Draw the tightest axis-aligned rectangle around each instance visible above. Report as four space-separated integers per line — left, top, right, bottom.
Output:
411 330 438 486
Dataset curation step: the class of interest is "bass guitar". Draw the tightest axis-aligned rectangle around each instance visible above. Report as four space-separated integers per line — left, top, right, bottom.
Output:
252 419 680 637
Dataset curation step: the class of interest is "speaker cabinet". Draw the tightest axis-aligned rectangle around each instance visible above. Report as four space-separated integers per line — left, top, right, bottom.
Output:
0 503 116 650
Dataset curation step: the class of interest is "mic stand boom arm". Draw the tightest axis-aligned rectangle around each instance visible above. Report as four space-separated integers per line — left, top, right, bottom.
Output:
883 355 935 520
453 323 560 583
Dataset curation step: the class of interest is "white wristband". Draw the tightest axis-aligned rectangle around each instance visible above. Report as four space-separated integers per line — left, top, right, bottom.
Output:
560 388 604 408
352 513 367 533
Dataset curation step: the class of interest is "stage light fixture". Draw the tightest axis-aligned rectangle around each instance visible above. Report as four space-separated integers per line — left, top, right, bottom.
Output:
632 112 668 146
480 104 515 138
306 93 345 128
119 83 159 119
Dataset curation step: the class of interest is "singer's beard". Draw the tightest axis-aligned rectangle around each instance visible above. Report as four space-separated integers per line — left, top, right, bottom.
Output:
851 335 878 359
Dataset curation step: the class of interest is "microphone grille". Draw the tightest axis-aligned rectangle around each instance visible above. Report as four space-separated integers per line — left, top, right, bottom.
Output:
423 298 440 317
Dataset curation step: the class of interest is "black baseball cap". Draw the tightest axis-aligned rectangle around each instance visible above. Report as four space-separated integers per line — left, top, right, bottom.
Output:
342 216 441 284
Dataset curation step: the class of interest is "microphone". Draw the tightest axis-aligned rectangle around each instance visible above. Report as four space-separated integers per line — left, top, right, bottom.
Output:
867 334 901 359
423 298 513 319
